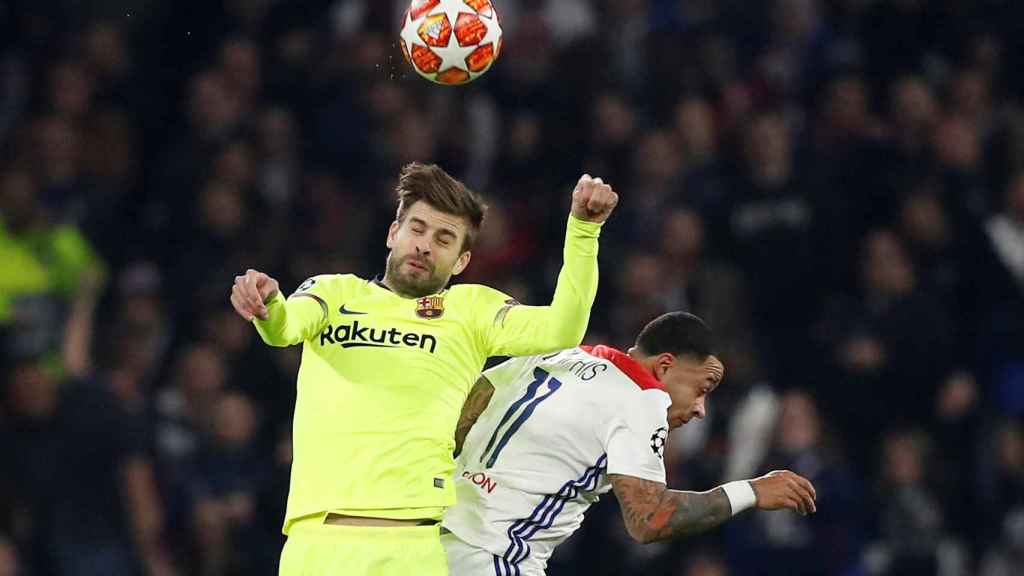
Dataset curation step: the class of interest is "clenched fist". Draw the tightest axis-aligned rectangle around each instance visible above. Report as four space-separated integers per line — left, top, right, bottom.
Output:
230 269 280 321
571 174 619 224
750 470 817 516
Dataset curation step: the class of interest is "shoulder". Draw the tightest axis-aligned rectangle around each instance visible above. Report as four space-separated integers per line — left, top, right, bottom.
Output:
51 224 98 258
623 389 671 433
448 283 508 298
447 283 519 310
51 223 89 243
593 371 670 424
292 273 364 297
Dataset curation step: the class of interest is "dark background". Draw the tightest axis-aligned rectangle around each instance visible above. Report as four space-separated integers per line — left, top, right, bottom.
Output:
1 1 1023 575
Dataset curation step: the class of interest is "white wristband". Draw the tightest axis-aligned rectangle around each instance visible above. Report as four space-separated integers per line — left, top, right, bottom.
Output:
721 481 757 516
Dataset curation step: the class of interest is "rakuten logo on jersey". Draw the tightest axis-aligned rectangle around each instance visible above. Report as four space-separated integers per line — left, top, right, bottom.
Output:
319 321 438 353
462 470 498 493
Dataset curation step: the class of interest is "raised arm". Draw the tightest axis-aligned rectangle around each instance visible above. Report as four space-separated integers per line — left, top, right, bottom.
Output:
485 175 618 356
609 470 817 544
232 269 328 347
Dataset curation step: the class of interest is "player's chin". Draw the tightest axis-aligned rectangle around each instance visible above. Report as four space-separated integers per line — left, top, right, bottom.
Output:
399 274 445 297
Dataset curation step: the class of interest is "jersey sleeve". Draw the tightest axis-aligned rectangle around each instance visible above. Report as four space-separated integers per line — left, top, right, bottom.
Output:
604 392 670 484
477 215 602 357
51 225 106 298
253 275 334 347
481 355 539 390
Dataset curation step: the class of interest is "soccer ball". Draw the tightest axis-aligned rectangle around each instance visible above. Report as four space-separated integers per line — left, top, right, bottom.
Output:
399 0 503 85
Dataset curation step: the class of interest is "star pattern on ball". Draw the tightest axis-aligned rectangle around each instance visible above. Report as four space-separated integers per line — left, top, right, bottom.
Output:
400 0 502 83
426 2 476 71
400 10 428 53
479 11 502 51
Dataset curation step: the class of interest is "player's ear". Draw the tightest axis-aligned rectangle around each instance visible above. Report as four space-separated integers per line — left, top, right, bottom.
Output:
656 353 675 378
452 250 472 276
386 220 400 249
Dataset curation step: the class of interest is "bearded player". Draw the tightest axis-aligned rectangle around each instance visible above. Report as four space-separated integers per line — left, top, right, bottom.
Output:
443 312 817 575
229 163 618 575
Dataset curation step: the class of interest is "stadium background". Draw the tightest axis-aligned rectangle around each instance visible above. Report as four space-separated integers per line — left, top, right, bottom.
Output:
1 0 1023 574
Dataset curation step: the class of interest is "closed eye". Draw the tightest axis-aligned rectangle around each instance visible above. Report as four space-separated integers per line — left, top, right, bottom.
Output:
437 230 457 247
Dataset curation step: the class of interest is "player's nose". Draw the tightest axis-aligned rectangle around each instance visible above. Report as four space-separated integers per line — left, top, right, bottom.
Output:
693 400 706 420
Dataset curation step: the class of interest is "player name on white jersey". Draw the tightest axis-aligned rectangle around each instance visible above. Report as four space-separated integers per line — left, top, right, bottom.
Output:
443 347 671 575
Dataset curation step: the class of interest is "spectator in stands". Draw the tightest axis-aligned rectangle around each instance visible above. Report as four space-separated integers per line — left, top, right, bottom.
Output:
2 357 170 576
188 391 274 576
0 166 105 366
727 390 863 576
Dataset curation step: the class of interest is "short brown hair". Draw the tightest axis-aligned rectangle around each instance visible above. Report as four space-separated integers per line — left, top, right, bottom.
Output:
395 162 487 251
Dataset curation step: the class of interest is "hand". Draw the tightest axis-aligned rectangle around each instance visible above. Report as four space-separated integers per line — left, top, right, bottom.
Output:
230 269 280 321
750 470 817 515
571 174 619 223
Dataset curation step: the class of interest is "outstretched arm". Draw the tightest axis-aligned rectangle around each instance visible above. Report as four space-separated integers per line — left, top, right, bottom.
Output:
486 175 618 356
610 475 732 543
610 470 817 544
232 270 328 347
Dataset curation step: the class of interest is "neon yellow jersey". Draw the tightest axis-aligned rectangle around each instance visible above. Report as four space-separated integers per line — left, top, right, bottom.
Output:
255 215 602 533
0 222 103 321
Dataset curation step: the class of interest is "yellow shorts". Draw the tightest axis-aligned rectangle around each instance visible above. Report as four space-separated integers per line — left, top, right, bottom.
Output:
279 515 448 576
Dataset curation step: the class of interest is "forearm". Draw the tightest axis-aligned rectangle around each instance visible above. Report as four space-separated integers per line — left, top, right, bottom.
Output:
253 292 326 346
62 295 98 378
641 488 732 542
122 459 165 555
62 268 105 378
611 474 734 544
544 214 602 346
500 216 601 351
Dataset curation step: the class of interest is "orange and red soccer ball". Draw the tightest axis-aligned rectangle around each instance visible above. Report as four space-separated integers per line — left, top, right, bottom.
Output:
399 0 503 85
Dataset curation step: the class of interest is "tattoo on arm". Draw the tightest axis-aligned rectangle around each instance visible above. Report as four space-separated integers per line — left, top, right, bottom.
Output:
610 474 733 543
454 377 495 457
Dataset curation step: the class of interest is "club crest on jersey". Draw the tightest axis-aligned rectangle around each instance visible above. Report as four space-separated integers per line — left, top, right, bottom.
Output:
650 427 668 459
416 296 445 319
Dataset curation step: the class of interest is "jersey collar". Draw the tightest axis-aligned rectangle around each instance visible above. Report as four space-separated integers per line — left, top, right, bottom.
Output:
370 274 391 292
581 345 664 391
369 274 449 298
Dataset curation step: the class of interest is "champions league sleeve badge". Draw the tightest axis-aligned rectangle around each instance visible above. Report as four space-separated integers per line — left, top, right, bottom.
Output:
650 427 668 459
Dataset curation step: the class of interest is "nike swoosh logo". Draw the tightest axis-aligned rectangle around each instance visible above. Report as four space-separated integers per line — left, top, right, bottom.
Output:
339 304 367 315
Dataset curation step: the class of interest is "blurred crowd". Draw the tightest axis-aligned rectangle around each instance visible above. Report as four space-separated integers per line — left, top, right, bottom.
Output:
1 0 1023 575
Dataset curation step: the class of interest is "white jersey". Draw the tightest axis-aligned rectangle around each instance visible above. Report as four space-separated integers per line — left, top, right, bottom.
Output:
442 347 671 575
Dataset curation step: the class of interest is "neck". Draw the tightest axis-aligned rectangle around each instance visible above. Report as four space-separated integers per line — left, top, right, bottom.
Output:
380 273 402 295
380 272 438 299
587 345 664 391
626 348 659 381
